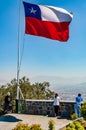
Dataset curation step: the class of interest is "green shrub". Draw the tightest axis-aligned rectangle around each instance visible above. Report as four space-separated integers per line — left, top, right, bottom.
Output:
13 123 43 130
70 113 77 120
30 124 43 130
48 120 55 130
66 123 75 129
80 102 86 120
66 127 75 130
13 123 30 130
66 121 84 130
74 121 84 130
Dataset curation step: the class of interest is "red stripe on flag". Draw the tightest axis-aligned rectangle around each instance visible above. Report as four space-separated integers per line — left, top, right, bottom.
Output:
25 17 70 41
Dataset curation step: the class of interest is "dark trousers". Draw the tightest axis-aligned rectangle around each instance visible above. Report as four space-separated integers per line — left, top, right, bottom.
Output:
4 103 12 113
54 105 59 116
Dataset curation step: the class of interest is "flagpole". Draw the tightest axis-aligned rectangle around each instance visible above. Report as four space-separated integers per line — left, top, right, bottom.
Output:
16 0 22 113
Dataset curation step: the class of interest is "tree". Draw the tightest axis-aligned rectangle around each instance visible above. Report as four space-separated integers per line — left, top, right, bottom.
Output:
32 82 54 99
81 102 86 120
0 76 55 102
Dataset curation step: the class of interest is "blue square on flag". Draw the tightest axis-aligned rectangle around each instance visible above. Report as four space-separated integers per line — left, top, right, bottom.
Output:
23 2 41 20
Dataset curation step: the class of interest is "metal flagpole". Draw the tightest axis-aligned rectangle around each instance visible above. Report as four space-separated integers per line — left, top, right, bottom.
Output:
16 0 22 113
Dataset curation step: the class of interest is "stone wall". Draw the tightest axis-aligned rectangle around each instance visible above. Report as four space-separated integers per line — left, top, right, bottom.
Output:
59 100 75 118
19 99 75 118
25 100 55 116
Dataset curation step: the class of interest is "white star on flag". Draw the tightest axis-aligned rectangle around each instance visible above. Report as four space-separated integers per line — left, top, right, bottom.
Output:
30 7 37 14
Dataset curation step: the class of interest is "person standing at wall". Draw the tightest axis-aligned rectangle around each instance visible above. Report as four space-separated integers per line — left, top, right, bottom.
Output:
4 92 12 113
53 93 60 117
75 93 83 118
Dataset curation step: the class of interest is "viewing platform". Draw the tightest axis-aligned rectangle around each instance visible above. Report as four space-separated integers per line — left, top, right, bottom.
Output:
0 113 71 130
0 99 75 130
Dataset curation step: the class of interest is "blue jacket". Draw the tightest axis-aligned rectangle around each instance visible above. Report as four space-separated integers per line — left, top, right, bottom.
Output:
76 96 83 106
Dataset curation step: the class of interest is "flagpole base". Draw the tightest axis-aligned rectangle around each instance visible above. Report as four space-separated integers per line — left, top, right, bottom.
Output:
16 99 19 113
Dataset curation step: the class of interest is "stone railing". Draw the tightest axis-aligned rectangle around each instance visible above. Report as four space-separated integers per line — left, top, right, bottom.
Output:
18 99 75 118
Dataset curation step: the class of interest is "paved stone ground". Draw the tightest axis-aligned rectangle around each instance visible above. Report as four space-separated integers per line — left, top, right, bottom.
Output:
0 113 71 130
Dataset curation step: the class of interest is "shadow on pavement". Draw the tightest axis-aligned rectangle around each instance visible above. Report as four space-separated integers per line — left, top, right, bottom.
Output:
0 115 22 122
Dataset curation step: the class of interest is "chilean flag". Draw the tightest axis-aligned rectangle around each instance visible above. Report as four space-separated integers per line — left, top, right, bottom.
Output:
23 2 73 42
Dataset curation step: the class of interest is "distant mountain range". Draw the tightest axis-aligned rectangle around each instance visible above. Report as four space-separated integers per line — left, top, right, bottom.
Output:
30 75 86 100
0 75 86 90
30 75 86 87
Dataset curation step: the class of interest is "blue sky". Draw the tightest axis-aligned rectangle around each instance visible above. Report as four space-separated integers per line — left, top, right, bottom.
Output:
0 0 86 86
